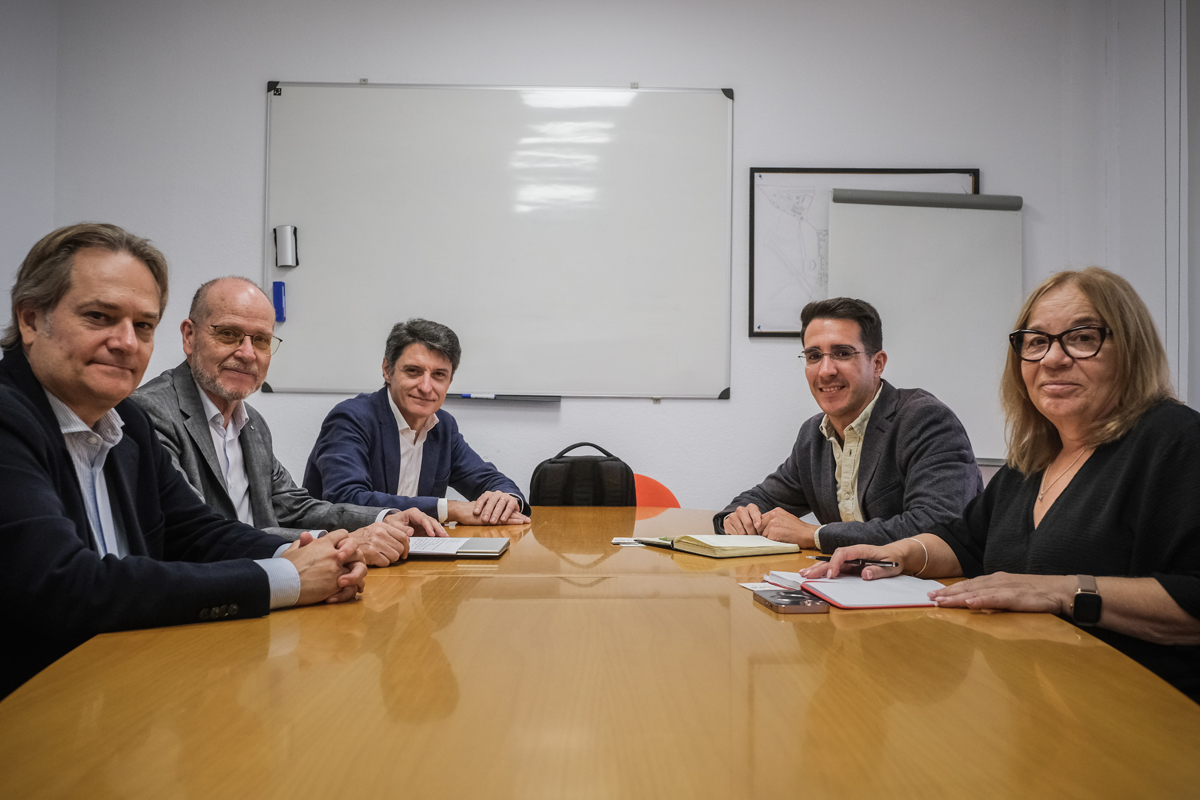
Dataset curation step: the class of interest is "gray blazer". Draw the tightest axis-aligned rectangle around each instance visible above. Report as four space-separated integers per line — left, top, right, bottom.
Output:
133 362 385 540
714 380 983 552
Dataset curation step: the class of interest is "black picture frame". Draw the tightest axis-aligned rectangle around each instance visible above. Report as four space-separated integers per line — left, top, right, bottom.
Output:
749 168 980 337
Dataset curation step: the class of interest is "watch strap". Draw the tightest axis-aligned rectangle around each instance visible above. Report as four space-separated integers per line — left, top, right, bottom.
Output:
1071 574 1102 625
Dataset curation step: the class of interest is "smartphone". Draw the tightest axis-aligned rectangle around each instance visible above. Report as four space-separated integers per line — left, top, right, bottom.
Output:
753 588 830 614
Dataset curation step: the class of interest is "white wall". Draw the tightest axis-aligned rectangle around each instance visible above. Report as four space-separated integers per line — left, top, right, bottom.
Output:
1 0 1187 509
0 0 57 286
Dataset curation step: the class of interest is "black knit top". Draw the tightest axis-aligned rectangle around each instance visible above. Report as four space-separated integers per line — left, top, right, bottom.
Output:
931 400 1200 703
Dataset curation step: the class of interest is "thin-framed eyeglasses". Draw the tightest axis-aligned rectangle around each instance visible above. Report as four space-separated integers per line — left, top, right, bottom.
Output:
800 346 875 366
1008 326 1111 362
209 325 283 355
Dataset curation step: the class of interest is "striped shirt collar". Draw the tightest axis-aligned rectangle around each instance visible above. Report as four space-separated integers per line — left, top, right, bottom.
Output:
45 390 125 447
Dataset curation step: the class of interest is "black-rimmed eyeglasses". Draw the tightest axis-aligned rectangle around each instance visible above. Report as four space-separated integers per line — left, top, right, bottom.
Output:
209 325 283 355
1008 326 1111 362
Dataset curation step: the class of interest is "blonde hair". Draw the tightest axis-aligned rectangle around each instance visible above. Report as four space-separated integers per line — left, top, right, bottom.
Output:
1001 267 1175 475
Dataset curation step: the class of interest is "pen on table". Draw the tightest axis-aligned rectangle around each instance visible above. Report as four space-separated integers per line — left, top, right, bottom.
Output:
808 556 899 568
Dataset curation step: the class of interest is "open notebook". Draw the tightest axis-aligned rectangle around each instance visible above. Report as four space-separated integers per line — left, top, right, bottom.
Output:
406 537 510 559
765 570 941 609
635 535 800 558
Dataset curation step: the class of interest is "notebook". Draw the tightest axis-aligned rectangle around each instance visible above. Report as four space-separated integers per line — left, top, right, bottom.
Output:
406 537 510 559
764 570 941 609
634 535 800 558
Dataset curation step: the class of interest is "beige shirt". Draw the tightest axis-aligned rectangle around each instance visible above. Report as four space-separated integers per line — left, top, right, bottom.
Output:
813 383 883 550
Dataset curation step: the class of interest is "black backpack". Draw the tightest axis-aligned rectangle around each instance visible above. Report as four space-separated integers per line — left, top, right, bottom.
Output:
529 442 636 506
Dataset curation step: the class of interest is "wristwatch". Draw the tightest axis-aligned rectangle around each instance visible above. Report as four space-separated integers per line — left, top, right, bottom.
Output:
1070 575 1102 625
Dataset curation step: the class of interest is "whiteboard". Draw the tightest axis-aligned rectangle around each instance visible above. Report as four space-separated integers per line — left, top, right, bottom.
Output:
262 83 732 398
828 200 1023 461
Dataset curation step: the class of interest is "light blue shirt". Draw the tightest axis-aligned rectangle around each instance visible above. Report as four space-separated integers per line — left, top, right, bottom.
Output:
46 391 300 609
46 392 127 557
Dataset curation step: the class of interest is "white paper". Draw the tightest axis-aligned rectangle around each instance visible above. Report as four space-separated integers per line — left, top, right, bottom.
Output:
740 582 778 591
408 537 471 554
804 575 943 607
686 535 794 550
764 571 808 590
611 537 645 547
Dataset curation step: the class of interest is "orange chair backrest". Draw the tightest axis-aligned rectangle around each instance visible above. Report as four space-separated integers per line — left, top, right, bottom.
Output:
634 474 680 508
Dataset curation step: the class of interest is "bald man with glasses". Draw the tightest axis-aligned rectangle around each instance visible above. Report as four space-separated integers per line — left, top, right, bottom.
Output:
134 277 446 566
714 297 983 553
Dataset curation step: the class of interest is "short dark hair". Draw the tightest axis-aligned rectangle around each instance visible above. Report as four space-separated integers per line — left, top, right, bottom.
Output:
383 319 461 374
799 297 883 352
3 223 169 351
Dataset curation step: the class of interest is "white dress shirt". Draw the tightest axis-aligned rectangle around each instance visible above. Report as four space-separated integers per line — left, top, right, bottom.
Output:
195 390 303 607
198 390 254 525
387 390 448 522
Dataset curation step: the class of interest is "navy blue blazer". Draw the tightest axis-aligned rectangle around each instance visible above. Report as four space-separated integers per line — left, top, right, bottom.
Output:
0 347 286 698
303 388 528 517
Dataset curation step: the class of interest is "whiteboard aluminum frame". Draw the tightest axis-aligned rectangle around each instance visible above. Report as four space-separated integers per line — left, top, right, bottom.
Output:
261 82 733 398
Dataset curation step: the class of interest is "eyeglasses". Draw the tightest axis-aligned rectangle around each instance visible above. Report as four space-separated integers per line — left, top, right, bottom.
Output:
800 346 873 365
209 325 283 355
1008 326 1111 362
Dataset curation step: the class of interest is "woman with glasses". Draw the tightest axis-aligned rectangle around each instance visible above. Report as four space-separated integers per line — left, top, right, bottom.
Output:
804 267 1200 703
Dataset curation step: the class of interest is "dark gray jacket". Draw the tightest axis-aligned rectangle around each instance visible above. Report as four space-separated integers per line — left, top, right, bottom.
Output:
133 362 385 540
714 380 983 552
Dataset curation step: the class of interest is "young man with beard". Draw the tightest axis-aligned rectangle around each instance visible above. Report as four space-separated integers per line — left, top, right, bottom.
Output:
715 297 983 553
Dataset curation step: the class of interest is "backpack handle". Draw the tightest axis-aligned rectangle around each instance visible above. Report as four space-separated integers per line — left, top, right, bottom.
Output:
554 441 617 459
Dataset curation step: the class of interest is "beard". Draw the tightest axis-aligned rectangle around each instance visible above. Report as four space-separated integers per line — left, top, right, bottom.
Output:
192 355 262 403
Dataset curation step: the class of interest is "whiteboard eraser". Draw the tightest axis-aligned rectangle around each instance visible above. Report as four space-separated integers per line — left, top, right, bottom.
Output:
274 225 298 267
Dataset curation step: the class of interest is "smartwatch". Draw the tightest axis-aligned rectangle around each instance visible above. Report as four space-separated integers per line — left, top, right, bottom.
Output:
1070 574 1102 626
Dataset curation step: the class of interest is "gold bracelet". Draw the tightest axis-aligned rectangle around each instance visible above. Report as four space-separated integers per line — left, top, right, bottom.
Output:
912 537 930 577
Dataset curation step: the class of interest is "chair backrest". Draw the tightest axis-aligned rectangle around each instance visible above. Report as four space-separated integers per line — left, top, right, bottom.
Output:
633 474 680 508
529 442 636 506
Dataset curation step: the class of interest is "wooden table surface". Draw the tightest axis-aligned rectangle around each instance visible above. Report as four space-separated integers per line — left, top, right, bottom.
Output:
2 507 1198 799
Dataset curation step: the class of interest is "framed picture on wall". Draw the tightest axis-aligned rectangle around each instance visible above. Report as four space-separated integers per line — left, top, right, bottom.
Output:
749 168 980 337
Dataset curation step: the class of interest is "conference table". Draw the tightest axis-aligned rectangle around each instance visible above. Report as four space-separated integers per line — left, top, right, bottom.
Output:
2 508 1198 799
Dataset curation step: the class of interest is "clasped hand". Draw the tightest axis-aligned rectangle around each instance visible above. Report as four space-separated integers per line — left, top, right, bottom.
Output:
282 529 368 605
723 503 817 548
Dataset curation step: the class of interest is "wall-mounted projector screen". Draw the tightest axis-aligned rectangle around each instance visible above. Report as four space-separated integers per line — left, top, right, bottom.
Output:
262 83 733 398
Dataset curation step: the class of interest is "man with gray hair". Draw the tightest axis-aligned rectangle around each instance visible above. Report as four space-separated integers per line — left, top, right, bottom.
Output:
134 277 446 566
0 224 365 698
304 318 530 525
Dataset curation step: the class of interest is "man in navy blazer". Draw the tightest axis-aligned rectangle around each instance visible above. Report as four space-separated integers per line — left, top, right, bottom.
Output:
0 223 366 698
304 319 530 526
715 298 982 552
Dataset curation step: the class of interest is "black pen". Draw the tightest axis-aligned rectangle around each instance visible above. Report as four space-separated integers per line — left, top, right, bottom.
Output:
808 556 899 568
